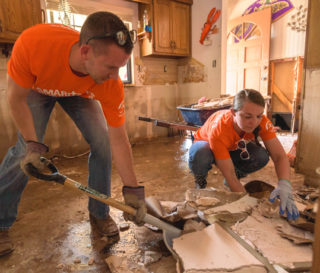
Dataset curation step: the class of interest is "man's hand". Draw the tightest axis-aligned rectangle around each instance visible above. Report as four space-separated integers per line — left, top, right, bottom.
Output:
269 179 299 220
122 186 147 226
20 141 49 174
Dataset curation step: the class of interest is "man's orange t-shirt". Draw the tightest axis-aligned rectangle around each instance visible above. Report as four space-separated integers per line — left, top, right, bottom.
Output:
193 109 276 160
7 23 125 127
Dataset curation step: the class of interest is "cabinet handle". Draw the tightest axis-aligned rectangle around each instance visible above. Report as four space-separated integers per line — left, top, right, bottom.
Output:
0 19 2 33
173 41 176 49
170 40 174 49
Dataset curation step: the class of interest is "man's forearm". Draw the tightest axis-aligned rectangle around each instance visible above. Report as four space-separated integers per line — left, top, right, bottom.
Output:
7 76 37 141
109 125 139 187
113 140 138 187
8 101 37 141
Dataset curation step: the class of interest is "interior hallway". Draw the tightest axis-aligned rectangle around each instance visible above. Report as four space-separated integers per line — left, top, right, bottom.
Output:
0 133 302 272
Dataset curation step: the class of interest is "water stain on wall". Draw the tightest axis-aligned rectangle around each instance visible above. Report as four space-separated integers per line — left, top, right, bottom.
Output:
178 58 207 83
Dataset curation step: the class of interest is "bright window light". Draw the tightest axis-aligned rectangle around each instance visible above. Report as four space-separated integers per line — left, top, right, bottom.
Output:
46 9 134 84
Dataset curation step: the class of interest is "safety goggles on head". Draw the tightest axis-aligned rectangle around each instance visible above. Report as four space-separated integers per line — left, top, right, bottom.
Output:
85 29 137 46
237 139 250 160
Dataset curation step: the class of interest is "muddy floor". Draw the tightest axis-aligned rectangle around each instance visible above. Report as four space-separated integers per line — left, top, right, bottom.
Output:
0 133 303 273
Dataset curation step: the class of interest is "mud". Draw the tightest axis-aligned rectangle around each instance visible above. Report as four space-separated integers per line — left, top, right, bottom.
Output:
0 133 302 272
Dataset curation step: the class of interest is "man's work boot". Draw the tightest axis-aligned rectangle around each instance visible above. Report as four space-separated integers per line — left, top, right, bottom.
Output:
89 214 119 237
0 230 14 257
194 175 207 189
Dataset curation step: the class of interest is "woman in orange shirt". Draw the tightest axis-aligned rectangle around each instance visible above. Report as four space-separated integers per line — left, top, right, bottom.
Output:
188 89 299 220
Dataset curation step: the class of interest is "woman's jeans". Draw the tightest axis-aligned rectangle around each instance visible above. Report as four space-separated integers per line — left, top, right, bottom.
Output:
188 140 270 180
0 90 112 230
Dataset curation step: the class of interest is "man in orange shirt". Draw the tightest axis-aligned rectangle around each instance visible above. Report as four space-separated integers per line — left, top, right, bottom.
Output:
0 11 145 256
188 89 299 221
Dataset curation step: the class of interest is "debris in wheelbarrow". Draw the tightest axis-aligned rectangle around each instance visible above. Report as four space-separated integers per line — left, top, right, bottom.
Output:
177 96 233 126
177 95 271 126
177 104 231 126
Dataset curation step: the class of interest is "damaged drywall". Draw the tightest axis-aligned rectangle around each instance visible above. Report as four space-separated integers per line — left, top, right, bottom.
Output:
148 185 313 272
135 57 178 86
178 58 207 83
233 210 313 268
173 224 267 273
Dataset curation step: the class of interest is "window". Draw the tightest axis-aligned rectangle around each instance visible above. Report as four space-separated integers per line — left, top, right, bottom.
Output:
46 9 134 84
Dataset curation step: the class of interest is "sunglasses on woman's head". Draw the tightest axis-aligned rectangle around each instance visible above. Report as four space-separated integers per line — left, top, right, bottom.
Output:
85 30 137 46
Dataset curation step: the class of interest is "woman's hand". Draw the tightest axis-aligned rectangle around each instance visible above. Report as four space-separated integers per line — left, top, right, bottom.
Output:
269 179 299 220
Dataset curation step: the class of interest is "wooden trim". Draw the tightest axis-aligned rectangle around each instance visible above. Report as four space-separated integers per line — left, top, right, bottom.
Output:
271 57 297 63
174 0 193 5
269 57 305 127
305 0 320 68
267 62 275 119
126 0 192 4
312 198 320 273
291 56 304 133
125 0 152 4
244 24 257 41
272 84 292 112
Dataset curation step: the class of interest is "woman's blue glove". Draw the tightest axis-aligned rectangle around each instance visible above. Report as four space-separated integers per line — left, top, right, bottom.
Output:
269 179 299 220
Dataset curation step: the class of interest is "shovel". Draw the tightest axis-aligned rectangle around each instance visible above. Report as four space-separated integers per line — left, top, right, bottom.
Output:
24 158 181 253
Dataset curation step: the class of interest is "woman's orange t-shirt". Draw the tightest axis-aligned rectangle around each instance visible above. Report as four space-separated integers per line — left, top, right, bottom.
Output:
7 23 125 127
193 109 276 160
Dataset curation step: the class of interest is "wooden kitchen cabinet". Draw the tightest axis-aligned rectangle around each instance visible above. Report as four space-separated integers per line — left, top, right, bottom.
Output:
0 0 42 43
139 0 191 57
127 0 152 3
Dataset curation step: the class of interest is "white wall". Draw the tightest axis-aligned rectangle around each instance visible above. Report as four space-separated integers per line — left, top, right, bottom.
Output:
226 0 307 60
177 0 222 105
221 0 308 93
270 0 307 60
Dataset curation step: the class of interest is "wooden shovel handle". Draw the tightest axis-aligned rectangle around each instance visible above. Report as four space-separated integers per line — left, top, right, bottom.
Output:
64 177 136 215
25 158 181 237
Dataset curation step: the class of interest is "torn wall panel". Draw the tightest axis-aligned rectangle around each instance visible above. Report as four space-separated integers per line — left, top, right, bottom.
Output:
178 58 207 83
233 210 312 268
173 223 266 273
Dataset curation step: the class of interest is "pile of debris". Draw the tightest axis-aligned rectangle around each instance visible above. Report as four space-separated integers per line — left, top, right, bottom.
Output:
191 95 234 110
191 95 271 111
103 180 318 273
143 180 317 273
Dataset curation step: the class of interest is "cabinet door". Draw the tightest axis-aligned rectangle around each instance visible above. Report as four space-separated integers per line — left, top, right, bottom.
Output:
171 1 190 55
154 0 172 54
127 0 152 3
0 0 42 43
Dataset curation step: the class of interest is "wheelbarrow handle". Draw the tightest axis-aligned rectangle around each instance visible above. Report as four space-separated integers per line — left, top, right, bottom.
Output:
24 157 67 184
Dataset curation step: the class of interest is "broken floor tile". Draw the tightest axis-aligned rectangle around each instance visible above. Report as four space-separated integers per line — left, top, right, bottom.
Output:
233 210 312 268
203 194 258 215
173 223 266 272
276 224 314 244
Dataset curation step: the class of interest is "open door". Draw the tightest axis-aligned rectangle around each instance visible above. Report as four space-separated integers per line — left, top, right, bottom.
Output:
226 8 272 96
